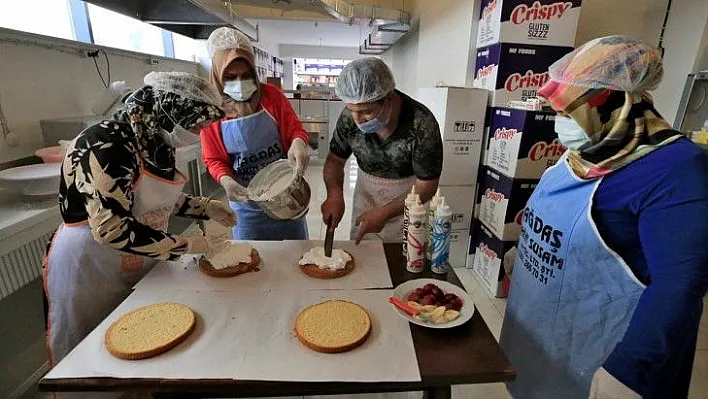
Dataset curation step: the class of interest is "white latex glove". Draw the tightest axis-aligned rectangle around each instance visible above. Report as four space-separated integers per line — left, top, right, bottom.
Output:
220 176 250 202
287 138 309 176
589 367 641 399
205 199 237 227
185 234 230 257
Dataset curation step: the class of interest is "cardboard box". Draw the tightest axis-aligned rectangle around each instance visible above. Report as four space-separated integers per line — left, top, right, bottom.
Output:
439 137 485 186
449 229 471 268
418 87 488 186
472 43 573 107
438 185 477 232
477 0 582 48
487 107 566 179
418 87 488 141
478 167 538 240
467 221 516 297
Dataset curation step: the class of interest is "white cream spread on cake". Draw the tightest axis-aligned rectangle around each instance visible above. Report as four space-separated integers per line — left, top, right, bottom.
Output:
207 242 253 269
298 247 352 270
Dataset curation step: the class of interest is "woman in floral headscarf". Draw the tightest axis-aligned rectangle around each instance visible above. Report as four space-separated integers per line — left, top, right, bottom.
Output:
500 36 708 399
43 72 234 367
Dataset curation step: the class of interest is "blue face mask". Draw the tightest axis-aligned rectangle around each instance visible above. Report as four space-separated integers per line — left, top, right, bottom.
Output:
356 101 391 134
223 79 258 102
357 118 385 134
554 116 592 150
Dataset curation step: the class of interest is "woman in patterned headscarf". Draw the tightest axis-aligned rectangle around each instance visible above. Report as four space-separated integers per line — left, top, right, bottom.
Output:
43 72 234 368
500 36 708 399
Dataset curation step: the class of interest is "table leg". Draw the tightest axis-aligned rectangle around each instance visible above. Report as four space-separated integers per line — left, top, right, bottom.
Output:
423 386 452 399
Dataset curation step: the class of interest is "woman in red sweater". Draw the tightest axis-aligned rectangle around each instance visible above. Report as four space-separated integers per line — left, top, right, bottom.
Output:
201 28 310 240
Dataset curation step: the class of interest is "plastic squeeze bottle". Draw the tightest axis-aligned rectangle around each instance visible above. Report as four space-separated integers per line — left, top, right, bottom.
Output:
402 186 418 256
431 197 452 274
406 199 428 273
426 189 442 266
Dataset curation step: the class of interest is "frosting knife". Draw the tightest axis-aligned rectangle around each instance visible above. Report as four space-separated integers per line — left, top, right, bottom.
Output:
324 216 335 258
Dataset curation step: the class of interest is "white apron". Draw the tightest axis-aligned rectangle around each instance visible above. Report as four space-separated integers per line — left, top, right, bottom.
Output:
44 167 186 368
350 170 416 242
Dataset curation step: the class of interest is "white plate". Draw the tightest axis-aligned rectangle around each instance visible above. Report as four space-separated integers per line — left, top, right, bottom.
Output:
390 278 474 329
0 163 61 181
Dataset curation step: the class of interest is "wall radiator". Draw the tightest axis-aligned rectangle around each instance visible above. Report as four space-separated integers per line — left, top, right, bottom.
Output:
0 232 52 301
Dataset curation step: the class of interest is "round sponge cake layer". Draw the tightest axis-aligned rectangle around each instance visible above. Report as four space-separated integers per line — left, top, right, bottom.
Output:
105 302 196 360
295 300 371 353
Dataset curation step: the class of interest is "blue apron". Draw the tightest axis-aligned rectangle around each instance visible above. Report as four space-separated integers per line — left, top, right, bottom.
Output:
221 110 308 240
500 155 645 398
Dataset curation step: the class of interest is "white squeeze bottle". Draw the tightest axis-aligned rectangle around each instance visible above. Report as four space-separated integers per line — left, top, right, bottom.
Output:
406 199 428 273
402 186 418 256
426 189 442 266
431 197 452 274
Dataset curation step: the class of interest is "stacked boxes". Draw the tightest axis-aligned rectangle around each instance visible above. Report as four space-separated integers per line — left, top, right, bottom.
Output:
418 87 488 268
468 0 581 298
473 43 573 107
468 108 567 297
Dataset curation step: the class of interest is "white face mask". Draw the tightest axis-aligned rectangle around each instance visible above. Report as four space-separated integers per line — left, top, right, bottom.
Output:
162 125 200 148
554 116 592 150
223 79 258 102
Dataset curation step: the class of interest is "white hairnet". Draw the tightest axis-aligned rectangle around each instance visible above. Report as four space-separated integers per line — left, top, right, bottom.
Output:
143 71 222 107
335 58 395 104
548 35 664 92
207 27 254 59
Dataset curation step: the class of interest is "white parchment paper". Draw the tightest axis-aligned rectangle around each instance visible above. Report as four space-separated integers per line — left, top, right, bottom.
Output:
45 288 420 383
133 240 393 292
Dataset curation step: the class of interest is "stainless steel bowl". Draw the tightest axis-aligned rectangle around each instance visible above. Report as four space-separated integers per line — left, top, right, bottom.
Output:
248 160 311 220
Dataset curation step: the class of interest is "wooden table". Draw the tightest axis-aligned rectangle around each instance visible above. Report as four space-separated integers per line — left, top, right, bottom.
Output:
40 244 515 398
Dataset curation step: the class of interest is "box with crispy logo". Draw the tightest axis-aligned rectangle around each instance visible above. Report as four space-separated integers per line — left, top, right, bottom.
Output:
487 107 566 179
477 167 538 241
473 43 573 107
467 221 517 297
477 0 583 47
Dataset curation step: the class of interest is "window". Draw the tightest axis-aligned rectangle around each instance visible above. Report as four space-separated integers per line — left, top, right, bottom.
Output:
172 33 203 62
0 1 206 64
0 0 74 40
87 4 165 56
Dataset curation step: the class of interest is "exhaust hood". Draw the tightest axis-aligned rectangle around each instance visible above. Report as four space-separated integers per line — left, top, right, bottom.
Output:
82 0 258 40
83 0 411 54
318 0 412 55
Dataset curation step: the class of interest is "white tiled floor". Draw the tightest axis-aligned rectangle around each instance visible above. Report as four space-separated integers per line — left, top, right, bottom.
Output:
205 162 708 399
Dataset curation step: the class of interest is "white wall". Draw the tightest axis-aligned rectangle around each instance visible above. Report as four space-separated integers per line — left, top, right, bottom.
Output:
575 0 668 47
381 28 420 97
415 0 478 90
0 28 200 163
653 0 708 124
251 22 280 57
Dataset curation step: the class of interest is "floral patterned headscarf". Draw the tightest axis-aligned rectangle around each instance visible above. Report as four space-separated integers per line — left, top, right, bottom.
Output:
538 35 681 179
116 86 223 177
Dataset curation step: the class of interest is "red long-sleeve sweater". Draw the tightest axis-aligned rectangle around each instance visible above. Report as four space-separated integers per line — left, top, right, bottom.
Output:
201 83 309 182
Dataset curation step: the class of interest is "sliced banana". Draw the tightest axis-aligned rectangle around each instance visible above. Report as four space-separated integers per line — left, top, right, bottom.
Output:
444 309 460 322
433 314 448 324
420 305 437 313
430 306 446 320
408 301 422 310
